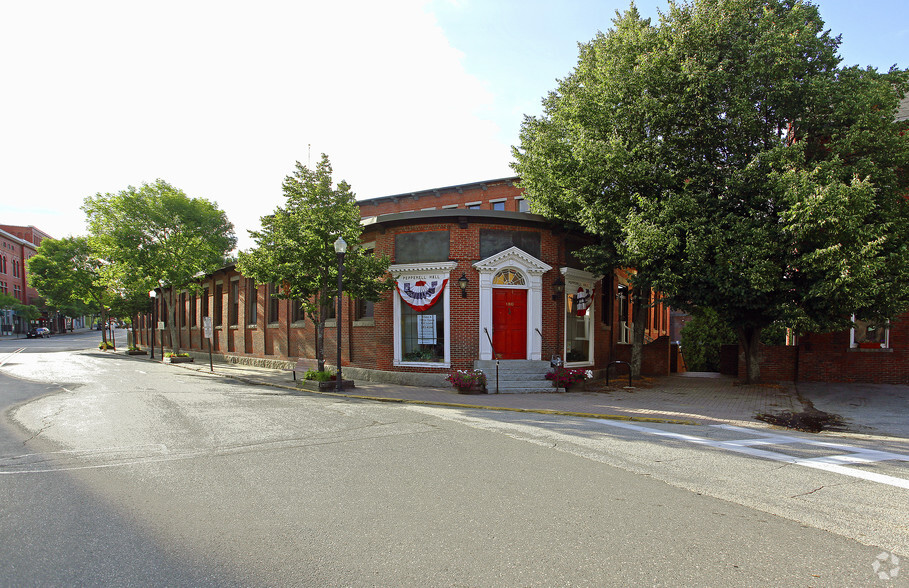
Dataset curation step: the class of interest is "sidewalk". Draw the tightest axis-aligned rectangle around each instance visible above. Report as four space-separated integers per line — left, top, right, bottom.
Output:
155 354 907 440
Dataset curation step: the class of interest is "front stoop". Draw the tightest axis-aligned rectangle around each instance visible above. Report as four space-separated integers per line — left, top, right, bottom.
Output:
474 360 552 394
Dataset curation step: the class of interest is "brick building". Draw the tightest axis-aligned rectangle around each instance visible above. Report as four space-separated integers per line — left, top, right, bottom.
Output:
0 225 43 334
136 177 673 389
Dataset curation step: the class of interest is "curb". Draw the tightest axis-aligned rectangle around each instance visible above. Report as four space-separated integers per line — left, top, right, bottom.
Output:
168 361 702 427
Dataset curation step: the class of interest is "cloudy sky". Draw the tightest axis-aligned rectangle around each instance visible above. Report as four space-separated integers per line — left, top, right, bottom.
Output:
1 0 906 250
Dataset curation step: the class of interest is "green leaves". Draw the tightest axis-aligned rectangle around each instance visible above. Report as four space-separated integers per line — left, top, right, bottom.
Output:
514 0 909 381
237 154 393 359
83 179 236 293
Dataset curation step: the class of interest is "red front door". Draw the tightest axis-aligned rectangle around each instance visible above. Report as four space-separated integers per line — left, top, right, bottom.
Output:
492 288 527 359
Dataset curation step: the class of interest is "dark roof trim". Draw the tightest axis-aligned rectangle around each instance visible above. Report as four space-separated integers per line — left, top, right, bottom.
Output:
357 176 520 207
360 208 578 232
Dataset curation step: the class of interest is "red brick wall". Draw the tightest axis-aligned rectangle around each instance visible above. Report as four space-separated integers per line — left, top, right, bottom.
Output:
358 179 524 216
612 337 670 376
794 314 909 384
723 313 909 384
137 216 628 376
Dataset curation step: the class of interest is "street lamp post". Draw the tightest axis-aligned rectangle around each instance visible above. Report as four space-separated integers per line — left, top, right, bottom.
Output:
149 289 157 359
333 235 347 392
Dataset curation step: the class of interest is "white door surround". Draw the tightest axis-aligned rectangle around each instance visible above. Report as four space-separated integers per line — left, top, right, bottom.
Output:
474 247 552 361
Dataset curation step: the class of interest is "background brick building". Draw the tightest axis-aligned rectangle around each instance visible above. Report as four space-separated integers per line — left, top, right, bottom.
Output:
137 177 673 388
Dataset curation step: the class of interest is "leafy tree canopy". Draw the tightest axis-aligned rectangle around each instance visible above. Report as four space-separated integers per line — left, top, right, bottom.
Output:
514 0 909 382
27 237 108 310
83 179 236 354
238 154 392 368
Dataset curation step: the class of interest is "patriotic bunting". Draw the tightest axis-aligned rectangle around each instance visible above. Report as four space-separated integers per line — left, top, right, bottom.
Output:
396 275 448 311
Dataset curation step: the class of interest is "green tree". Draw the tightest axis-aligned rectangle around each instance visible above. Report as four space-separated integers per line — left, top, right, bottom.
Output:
27 236 115 344
679 308 737 371
514 5 665 377
238 155 393 371
515 0 909 383
13 302 42 328
83 179 236 355
0 294 41 337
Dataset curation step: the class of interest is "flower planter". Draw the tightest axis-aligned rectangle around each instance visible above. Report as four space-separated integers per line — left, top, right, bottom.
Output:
165 356 194 363
857 342 883 349
299 379 355 391
125 349 147 356
456 384 487 395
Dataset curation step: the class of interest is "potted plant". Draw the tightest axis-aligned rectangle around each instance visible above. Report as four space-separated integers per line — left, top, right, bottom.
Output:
545 367 590 392
125 346 147 355
446 369 487 394
164 352 194 363
298 369 355 391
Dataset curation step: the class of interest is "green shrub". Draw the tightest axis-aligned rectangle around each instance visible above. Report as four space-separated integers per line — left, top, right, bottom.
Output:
680 308 737 371
303 369 334 382
98 342 114 350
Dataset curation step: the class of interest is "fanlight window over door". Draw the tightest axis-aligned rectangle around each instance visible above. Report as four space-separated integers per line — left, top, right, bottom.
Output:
492 269 525 286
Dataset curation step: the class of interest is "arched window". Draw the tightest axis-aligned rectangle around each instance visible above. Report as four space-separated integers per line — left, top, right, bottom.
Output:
492 269 525 286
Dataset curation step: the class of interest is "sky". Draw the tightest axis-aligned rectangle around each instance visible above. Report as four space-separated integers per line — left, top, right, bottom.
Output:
1 0 906 251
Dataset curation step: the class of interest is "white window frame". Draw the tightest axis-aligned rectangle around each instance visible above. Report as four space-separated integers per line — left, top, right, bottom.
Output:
489 198 506 211
441 204 458 209
850 314 890 349
391 261 457 367
465 201 482 210
562 267 601 367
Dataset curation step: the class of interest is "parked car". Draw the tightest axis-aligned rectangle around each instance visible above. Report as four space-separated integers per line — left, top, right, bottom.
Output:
27 327 51 339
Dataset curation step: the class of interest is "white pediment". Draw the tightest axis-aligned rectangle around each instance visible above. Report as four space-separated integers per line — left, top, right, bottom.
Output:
473 246 552 275
390 261 458 277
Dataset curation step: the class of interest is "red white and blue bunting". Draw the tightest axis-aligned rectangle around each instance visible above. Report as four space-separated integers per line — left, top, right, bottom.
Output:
396 275 448 311
574 286 592 316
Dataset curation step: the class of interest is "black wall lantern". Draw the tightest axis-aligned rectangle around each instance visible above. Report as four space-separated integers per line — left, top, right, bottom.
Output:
457 273 469 298
552 276 565 301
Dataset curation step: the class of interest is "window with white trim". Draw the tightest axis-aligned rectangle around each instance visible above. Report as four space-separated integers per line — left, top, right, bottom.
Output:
392 262 456 367
850 315 890 349
563 268 597 364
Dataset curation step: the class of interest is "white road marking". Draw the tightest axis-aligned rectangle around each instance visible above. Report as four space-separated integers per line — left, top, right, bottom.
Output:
0 347 25 368
589 419 909 490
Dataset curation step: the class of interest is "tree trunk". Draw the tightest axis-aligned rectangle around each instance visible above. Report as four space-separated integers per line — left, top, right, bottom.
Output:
100 306 108 347
166 289 180 356
316 317 325 373
738 326 762 384
629 288 649 379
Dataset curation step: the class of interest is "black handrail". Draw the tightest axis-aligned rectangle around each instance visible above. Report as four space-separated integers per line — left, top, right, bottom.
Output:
483 327 499 394
606 360 633 387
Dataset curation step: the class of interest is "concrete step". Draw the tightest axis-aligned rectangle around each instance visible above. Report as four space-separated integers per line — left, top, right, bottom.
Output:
480 370 550 381
474 360 550 371
473 359 557 394
485 383 556 394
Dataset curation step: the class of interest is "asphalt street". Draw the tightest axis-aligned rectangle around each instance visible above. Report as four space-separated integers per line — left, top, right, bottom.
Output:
1 331 906 586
